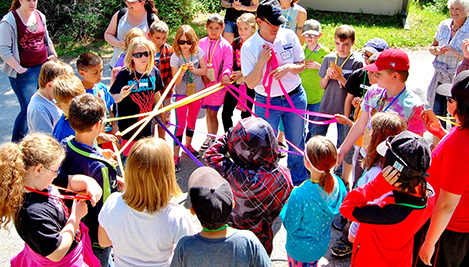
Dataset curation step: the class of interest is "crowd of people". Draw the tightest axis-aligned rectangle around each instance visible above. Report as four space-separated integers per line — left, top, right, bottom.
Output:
0 0 468 266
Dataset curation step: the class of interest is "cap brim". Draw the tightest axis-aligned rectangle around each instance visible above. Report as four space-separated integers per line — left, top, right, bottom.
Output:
363 63 381 72
377 130 421 157
376 140 389 157
302 30 320 36
267 15 287 26
362 47 379 55
436 83 453 97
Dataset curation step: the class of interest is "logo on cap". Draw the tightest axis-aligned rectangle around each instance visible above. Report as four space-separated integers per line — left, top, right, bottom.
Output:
272 6 281 15
390 62 395 67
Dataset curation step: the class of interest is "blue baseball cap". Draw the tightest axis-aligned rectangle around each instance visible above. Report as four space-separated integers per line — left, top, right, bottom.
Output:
363 38 389 54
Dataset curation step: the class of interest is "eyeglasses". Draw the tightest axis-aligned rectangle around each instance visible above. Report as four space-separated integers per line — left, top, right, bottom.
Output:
45 166 60 176
447 96 456 103
177 40 193 45
132 51 149 58
303 34 318 39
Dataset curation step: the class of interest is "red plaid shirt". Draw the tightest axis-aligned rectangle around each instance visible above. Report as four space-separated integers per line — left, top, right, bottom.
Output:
156 43 173 96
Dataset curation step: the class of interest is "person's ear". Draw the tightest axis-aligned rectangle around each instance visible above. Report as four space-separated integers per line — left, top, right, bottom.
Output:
45 81 53 90
33 164 43 177
78 69 85 77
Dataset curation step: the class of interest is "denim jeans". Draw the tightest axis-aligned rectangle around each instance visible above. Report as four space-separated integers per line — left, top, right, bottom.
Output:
93 246 114 267
305 103 321 141
254 86 308 185
8 65 42 142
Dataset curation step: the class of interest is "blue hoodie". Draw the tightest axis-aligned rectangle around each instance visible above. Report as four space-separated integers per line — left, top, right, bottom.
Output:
280 175 347 263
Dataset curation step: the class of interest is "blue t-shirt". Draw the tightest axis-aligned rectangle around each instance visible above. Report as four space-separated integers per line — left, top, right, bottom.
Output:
86 82 115 110
52 114 75 143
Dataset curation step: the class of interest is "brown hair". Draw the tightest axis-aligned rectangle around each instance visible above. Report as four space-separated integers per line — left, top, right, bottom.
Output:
76 52 103 71
172 25 199 57
123 138 181 213
143 0 158 16
0 133 65 229
334 24 355 42
206 13 224 26
362 112 407 170
52 75 85 104
68 94 106 133
305 136 337 194
452 82 469 129
124 37 156 76
123 28 146 51
383 69 409 82
9 0 21 11
38 60 74 89
149 20 169 34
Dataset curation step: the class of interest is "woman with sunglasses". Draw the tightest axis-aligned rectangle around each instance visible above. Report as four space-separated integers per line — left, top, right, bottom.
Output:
170 25 207 172
105 0 159 68
110 37 165 157
418 69 469 266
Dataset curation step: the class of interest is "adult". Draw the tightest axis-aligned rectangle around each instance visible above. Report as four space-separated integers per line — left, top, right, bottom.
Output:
104 0 158 68
0 0 57 142
221 0 259 44
427 0 469 145
279 0 307 41
241 0 308 185
418 70 469 266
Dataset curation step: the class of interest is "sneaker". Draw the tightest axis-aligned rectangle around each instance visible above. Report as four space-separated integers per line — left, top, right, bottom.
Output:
174 157 181 173
200 137 215 150
332 215 347 231
278 142 287 158
183 146 200 158
331 238 353 257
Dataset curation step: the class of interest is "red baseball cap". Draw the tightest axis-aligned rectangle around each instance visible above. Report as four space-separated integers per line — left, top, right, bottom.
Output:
363 48 409 72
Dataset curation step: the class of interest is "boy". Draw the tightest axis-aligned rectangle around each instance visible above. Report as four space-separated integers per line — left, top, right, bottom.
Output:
27 60 73 134
337 48 427 166
52 74 85 142
170 167 271 267
298 19 330 141
315 25 364 179
340 131 435 266
57 93 119 266
149 20 173 138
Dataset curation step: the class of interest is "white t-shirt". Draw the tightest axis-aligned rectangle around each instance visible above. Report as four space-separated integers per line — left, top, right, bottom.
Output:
98 192 196 267
241 27 305 97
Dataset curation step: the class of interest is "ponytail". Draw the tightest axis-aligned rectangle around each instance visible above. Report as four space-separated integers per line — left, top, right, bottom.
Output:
319 170 335 195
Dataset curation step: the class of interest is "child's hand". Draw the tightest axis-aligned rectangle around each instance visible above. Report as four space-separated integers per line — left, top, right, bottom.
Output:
352 97 362 108
334 114 350 125
112 66 122 78
116 176 125 192
181 63 188 73
382 166 402 188
305 60 321 69
187 62 195 72
327 67 341 80
98 133 118 144
421 109 444 137
71 199 88 220
222 74 230 84
231 70 243 81
259 44 272 65
119 85 132 100
202 76 211 84
101 149 116 160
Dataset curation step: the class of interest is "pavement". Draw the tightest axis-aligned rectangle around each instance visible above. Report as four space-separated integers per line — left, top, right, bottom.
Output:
0 49 434 266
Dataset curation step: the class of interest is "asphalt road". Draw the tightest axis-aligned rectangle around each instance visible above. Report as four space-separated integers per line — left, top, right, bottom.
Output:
0 49 434 266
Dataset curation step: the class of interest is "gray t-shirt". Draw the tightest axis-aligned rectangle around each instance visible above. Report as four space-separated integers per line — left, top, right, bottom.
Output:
170 49 205 96
318 52 364 114
27 93 62 134
170 229 271 267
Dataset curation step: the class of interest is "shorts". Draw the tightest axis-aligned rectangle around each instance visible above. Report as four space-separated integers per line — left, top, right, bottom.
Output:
224 20 236 33
201 104 221 112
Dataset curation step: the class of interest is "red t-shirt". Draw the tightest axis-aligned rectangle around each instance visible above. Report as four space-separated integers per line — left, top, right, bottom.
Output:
13 10 48 67
427 126 469 232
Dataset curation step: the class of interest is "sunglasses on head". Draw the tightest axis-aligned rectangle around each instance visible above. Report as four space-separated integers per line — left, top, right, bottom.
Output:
132 51 149 58
178 40 193 45
447 96 456 103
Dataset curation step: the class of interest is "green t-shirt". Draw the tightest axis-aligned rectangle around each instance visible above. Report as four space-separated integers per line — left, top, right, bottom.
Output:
299 44 330 104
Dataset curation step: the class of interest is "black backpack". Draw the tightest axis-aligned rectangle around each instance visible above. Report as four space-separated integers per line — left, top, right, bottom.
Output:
115 8 158 36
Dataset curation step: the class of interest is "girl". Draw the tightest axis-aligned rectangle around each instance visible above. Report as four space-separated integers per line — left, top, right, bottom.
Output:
170 25 207 172
98 138 195 267
114 27 146 69
280 135 347 266
221 12 257 132
199 14 233 150
0 133 99 266
110 36 165 157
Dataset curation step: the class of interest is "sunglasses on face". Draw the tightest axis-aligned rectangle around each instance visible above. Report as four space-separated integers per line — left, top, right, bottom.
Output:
132 51 149 58
447 96 456 103
178 40 193 45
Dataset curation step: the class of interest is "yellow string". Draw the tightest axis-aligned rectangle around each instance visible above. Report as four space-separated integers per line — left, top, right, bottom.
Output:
436 115 460 126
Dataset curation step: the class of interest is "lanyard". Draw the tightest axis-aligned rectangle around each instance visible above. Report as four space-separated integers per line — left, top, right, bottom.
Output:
282 7 292 28
335 53 352 68
132 68 146 89
361 71 368 97
378 87 406 112
207 38 220 66
181 53 193 83
24 185 91 200
306 44 319 59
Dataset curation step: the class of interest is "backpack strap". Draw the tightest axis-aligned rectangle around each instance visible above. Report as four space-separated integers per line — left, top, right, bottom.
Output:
147 12 158 28
115 8 128 36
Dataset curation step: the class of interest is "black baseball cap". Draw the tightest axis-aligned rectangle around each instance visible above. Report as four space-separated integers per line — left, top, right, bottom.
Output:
257 0 287 26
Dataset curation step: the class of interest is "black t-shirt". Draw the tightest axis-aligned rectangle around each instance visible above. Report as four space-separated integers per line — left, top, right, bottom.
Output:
224 0 253 22
110 67 164 140
15 186 79 257
345 68 372 119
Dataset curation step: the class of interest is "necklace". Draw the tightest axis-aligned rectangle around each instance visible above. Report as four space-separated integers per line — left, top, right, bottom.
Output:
202 224 229 232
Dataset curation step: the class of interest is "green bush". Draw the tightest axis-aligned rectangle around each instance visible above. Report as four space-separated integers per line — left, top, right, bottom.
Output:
418 0 449 14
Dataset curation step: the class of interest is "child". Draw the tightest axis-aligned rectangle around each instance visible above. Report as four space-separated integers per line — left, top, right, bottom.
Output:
110 36 165 157
205 117 293 255
340 131 435 266
52 74 86 143
114 27 146 69
298 19 330 141
280 135 347 266
337 48 427 166
98 138 195 266
77 52 119 144
170 25 207 172
331 112 407 257
315 25 364 179
199 14 233 150
0 133 100 266
149 20 173 138
56 94 119 265
27 60 73 134
221 12 257 132
170 167 271 267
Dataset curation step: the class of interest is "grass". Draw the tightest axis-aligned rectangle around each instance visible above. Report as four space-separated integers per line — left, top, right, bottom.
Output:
54 1 448 57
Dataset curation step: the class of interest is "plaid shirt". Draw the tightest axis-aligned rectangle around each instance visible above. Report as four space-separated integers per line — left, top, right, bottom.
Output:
156 43 173 94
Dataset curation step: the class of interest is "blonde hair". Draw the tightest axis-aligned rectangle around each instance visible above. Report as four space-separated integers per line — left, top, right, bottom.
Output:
124 28 146 51
124 37 156 76
38 60 74 89
0 133 65 228
305 136 337 194
237 13 256 30
52 74 85 104
172 25 199 57
122 138 181 213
